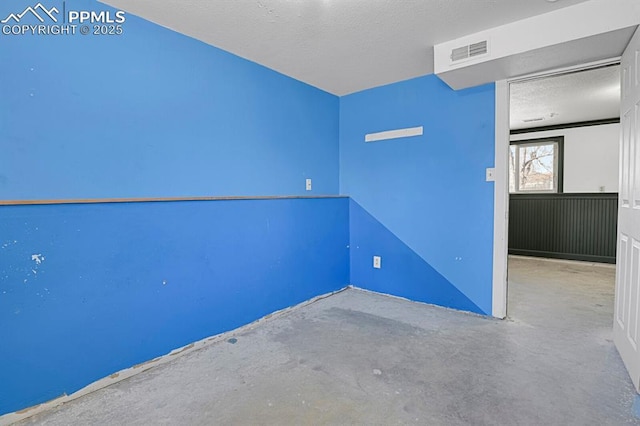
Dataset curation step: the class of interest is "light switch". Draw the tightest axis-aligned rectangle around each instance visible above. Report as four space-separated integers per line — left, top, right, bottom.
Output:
486 168 495 182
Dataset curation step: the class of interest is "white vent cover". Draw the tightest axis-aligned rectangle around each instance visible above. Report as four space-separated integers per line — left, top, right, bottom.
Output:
450 40 488 63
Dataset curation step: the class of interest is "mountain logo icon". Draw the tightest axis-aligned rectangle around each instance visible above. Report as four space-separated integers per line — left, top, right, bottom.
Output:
1 3 59 24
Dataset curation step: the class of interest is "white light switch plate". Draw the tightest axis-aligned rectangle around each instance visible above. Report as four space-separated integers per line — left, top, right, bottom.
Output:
486 168 495 182
306 178 312 191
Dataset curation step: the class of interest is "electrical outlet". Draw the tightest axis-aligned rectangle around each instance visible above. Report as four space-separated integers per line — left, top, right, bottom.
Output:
373 256 381 269
306 178 312 191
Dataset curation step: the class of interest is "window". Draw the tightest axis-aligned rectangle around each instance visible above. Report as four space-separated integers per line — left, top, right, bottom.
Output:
509 137 563 193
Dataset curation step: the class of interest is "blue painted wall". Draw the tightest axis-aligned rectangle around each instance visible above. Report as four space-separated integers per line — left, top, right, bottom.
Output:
0 198 350 415
0 0 339 200
349 199 483 313
340 75 495 315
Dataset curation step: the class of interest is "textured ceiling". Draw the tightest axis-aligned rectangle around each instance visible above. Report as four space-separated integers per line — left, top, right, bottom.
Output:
510 65 620 130
100 0 590 95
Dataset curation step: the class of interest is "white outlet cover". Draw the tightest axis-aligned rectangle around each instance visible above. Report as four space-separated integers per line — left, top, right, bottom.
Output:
305 178 312 191
373 256 381 269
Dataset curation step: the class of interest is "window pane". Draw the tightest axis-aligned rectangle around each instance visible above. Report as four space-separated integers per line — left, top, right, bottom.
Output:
518 143 555 191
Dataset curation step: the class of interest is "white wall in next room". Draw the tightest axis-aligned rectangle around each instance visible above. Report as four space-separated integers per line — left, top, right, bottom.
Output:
511 123 619 193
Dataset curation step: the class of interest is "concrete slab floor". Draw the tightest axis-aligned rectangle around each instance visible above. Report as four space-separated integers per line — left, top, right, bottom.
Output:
16 256 640 425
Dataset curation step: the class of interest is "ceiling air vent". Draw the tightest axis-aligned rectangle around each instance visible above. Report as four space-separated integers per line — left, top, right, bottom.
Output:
469 41 488 57
450 40 488 64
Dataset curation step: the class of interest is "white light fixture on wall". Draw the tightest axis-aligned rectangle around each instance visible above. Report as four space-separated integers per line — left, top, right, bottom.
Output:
365 126 424 143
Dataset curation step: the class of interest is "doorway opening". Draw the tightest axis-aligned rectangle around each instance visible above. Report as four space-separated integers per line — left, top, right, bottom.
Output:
504 64 621 322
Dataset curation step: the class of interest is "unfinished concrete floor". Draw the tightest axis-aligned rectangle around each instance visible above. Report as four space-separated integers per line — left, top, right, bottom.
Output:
16 256 639 425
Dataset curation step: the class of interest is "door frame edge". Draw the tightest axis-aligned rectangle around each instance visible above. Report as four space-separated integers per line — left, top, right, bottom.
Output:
492 80 509 319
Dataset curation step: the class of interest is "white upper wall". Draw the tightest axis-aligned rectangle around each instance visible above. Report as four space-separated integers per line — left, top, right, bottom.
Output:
511 123 619 193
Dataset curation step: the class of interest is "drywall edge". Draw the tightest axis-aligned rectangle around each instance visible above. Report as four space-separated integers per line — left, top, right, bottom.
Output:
492 80 509 319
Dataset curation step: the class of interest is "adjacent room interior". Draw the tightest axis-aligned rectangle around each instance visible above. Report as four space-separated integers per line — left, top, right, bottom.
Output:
1 0 640 424
507 64 620 318
508 65 620 264
505 67 622 399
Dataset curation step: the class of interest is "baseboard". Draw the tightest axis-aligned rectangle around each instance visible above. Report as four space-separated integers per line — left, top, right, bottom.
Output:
508 249 615 264
508 254 616 269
